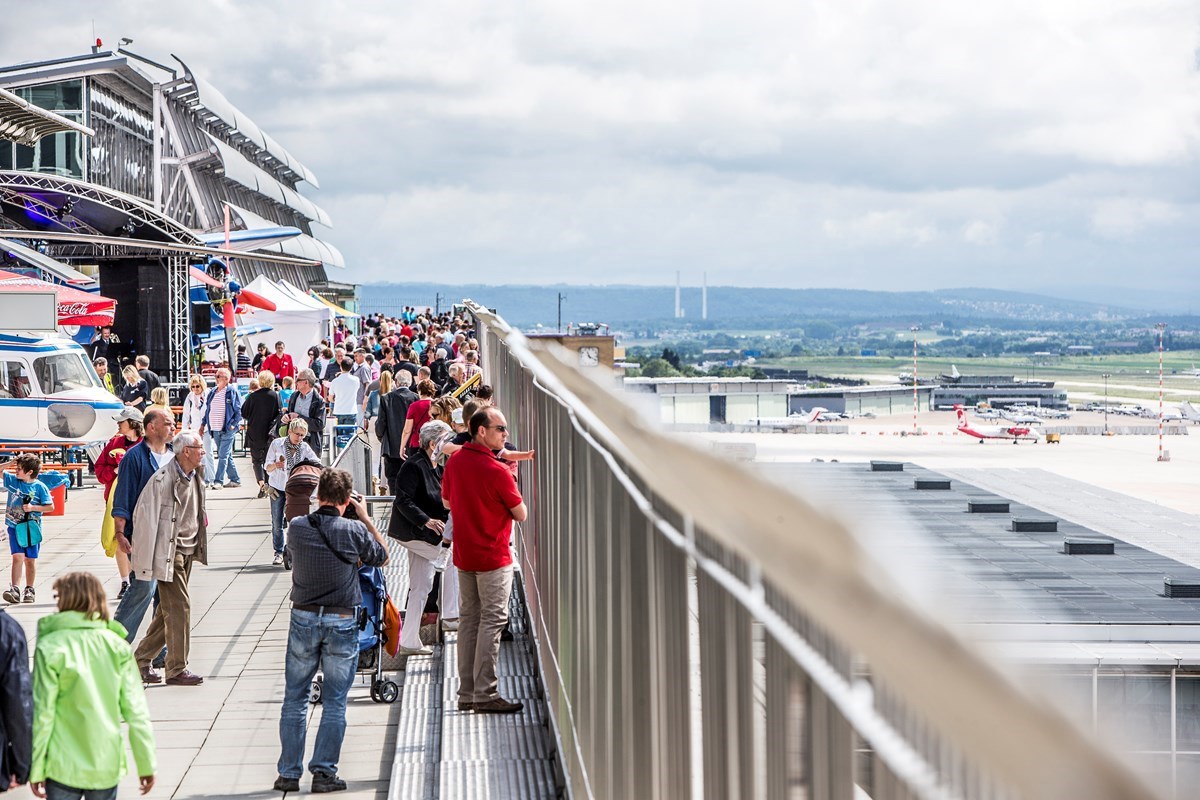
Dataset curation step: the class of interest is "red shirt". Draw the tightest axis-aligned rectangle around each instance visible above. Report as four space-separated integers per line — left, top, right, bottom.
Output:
405 399 431 448
442 443 523 572
262 352 296 379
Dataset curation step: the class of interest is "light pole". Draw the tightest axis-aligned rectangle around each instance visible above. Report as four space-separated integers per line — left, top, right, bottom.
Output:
911 326 919 435
1157 323 1167 461
1102 372 1110 434
558 292 566 333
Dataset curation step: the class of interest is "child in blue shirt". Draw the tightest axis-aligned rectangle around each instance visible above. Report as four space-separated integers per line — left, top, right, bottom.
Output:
3 454 54 605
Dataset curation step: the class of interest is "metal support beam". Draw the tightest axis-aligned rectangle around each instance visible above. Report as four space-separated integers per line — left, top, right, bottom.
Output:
166 253 190 382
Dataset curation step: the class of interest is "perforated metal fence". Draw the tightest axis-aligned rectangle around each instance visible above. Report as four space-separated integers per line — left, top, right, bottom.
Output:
467 301 1158 800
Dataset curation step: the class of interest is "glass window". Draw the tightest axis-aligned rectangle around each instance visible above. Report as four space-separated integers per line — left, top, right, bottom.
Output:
0 144 11 170
1097 674 1171 752
16 80 83 112
0 361 32 399
33 353 100 395
1178 677 1200 750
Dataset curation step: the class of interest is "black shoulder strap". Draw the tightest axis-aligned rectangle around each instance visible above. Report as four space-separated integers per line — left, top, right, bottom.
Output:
306 513 356 566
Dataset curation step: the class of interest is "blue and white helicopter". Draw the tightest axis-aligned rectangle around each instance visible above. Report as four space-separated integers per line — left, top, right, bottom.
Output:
0 331 124 444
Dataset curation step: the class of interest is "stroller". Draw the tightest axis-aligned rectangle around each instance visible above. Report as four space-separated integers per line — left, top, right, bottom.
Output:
281 460 323 571
309 565 400 705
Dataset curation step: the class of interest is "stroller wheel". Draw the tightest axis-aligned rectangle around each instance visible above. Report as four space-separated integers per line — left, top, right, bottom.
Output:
309 677 323 704
283 551 292 571
379 680 399 704
369 681 381 703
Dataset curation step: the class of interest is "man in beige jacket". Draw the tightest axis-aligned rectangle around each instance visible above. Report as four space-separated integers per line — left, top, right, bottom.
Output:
131 430 208 686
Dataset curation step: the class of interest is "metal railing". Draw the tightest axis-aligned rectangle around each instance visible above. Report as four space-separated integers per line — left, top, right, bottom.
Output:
468 300 1157 800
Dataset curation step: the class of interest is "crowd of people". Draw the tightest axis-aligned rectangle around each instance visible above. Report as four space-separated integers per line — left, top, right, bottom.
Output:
0 306 536 796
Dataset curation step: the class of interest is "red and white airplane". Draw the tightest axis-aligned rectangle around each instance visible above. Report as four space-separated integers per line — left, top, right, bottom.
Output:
954 405 1040 443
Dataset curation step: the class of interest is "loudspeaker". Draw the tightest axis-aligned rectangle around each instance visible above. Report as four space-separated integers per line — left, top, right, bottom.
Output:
192 302 212 335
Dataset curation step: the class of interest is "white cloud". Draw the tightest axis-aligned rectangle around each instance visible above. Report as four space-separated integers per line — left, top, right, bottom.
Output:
1090 198 1183 239
0 1 1198 300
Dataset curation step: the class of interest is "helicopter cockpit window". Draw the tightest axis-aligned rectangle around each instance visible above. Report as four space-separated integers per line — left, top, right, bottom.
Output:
33 353 100 395
0 362 32 399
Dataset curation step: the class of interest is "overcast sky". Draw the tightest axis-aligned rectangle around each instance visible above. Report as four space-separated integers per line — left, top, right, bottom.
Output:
3 2 1199 307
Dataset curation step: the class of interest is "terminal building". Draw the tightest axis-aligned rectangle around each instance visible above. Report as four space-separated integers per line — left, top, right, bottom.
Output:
625 376 936 425
0 47 349 379
931 375 1069 410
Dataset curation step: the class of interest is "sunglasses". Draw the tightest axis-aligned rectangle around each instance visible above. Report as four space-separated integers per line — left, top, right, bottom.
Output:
488 425 508 432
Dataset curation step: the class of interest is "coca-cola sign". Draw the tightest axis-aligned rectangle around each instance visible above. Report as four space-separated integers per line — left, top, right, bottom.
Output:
58 302 92 317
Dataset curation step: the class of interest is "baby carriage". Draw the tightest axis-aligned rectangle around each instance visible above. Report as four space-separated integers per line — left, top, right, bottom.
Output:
309 565 400 705
281 460 323 571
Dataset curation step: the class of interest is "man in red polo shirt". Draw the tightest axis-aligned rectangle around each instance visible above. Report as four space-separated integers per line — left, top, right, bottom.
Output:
262 341 296 381
441 407 527 714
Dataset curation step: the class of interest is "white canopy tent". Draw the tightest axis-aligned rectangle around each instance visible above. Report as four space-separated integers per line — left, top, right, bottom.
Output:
242 276 332 361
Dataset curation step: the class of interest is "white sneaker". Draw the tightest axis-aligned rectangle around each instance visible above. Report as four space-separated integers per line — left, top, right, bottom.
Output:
398 645 433 657
1 585 19 604
432 545 452 573
272 553 284 566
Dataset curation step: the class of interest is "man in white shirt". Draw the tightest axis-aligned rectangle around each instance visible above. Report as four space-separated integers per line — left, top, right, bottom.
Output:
329 359 361 429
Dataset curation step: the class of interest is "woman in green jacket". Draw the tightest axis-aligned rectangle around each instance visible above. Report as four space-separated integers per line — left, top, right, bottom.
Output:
30 572 155 799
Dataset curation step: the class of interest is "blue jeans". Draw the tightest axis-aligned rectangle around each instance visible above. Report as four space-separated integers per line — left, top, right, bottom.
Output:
277 608 359 779
200 429 216 483
114 571 157 643
44 780 117 800
271 491 287 555
211 429 240 485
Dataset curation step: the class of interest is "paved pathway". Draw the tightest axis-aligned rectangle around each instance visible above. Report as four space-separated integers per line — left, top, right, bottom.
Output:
4 455 402 799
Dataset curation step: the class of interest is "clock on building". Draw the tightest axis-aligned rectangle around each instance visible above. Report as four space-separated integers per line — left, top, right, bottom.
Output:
578 346 600 367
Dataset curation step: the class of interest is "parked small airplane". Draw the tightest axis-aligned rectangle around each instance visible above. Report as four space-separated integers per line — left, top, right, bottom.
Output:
1182 402 1200 424
0 332 123 444
955 405 1039 443
1000 407 1044 424
747 407 833 429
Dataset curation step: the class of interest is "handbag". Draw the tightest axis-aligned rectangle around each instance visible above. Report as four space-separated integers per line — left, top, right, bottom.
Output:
383 597 401 657
15 517 42 548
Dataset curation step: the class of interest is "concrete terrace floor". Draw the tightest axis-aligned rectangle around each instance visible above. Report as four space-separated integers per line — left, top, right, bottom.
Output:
4 453 400 800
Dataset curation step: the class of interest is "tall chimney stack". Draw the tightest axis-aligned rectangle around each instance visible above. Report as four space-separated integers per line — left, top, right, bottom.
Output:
675 271 681 318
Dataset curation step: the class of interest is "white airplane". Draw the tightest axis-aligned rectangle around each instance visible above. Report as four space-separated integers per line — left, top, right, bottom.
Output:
747 407 833 429
1182 402 1200 424
0 332 122 444
955 405 1039 443
1039 408 1072 420
1000 407 1045 424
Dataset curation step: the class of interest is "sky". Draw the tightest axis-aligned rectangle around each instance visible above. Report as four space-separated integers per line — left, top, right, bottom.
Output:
3 2 1200 308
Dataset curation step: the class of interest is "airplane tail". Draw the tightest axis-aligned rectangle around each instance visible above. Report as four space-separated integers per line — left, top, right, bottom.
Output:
1182 401 1200 422
805 407 828 423
954 404 967 429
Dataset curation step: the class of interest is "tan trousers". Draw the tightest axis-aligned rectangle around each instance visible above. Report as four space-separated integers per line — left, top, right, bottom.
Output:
456 564 513 703
134 551 194 678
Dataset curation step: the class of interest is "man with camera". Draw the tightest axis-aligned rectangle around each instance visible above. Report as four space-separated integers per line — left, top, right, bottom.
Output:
274 469 388 795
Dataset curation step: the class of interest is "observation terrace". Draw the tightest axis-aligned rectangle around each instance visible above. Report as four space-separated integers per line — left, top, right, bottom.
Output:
5 300 1171 799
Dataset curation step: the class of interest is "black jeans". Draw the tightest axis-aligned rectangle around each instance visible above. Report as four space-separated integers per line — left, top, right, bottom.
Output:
249 443 269 484
383 455 404 496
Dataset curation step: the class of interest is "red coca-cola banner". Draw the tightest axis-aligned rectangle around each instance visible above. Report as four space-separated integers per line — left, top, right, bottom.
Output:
0 269 116 326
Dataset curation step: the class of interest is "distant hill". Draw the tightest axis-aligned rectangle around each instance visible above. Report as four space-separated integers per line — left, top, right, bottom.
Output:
358 282 1143 328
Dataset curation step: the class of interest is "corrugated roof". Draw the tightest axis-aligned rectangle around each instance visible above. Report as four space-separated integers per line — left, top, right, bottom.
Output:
171 56 319 188
205 133 332 227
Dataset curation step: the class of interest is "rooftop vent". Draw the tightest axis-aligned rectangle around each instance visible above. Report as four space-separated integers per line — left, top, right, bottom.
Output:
1063 538 1114 555
1012 518 1058 533
967 499 1010 514
870 461 904 472
1164 577 1200 598
914 478 951 490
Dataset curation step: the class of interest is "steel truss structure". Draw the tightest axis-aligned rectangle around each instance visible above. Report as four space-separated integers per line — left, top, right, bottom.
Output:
0 170 199 243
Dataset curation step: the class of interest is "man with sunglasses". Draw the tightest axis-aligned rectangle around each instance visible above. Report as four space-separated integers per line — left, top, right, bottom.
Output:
441 407 527 714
